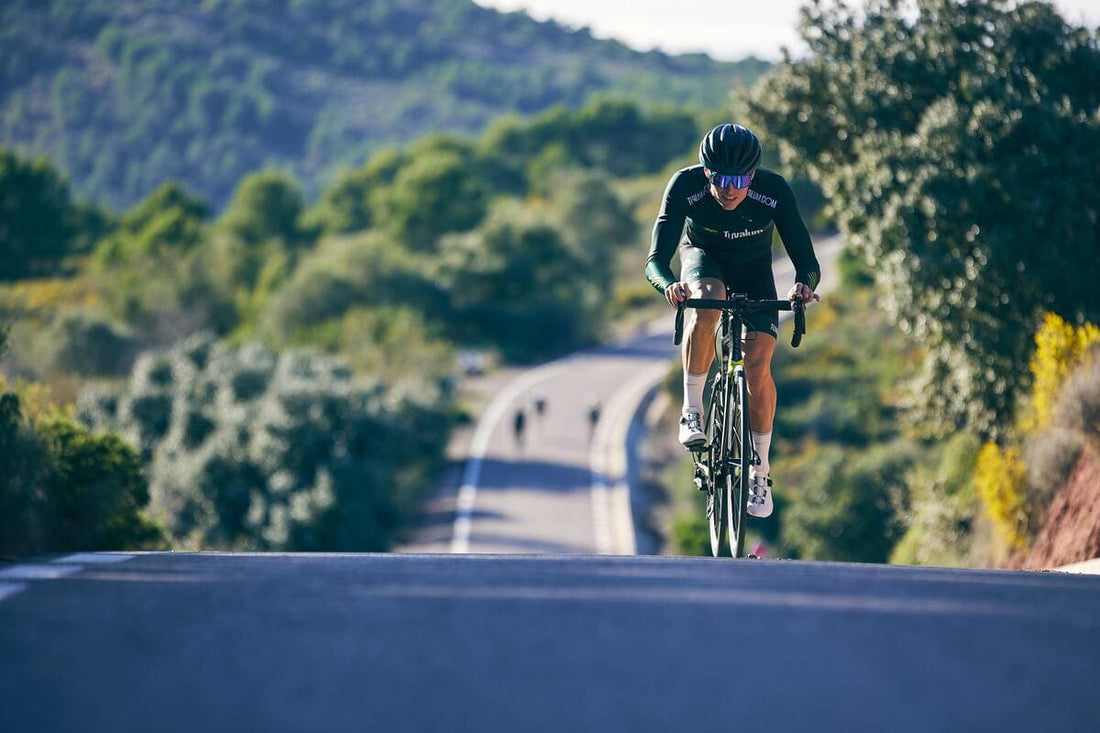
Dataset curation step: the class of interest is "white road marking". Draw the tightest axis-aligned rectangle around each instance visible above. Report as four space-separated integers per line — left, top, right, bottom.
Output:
0 583 27 601
53 553 136 564
590 361 668 555
451 361 573 554
0 564 83 580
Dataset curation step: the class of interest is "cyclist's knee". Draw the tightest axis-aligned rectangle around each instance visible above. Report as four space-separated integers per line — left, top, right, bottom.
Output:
743 333 776 379
687 278 725 300
687 279 724 329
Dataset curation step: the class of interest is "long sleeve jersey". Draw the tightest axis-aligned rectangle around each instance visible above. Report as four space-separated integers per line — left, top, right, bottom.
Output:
645 165 821 293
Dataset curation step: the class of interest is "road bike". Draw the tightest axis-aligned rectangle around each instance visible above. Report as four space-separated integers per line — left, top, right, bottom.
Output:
674 294 806 558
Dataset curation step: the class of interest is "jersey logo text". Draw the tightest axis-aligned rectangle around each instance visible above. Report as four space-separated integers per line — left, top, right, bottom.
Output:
687 188 709 205
746 189 778 208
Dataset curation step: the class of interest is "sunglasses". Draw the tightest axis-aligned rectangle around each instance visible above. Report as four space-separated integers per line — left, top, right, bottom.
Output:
707 170 755 190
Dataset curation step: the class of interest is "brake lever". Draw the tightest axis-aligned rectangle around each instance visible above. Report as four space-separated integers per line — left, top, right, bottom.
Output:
674 301 685 346
791 299 805 348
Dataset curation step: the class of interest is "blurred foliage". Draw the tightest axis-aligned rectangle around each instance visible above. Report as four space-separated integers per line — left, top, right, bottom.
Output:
672 514 711 557
433 202 594 362
218 169 316 248
747 0 1100 438
0 0 765 210
974 442 1029 550
1018 313 1100 433
75 334 452 551
89 181 226 335
0 389 165 557
890 430 981 566
0 149 109 280
780 443 913 563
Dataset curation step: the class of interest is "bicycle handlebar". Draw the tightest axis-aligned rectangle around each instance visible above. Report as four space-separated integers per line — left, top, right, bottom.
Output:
673 297 806 348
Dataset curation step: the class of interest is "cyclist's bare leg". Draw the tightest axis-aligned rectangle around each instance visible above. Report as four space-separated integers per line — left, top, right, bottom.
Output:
742 332 777 432
683 278 725 375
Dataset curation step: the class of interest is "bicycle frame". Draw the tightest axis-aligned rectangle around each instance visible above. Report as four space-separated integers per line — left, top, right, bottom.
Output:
675 293 805 558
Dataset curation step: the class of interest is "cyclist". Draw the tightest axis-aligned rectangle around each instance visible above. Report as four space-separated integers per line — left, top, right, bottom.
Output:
513 407 526 448
586 396 601 439
645 123 821 518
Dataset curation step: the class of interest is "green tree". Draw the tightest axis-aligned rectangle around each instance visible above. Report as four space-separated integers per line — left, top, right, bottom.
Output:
434 203 595 361
90 181 219 328
0 149 75 280
219 169 312 247
375 149 489 251
747 0 1100 436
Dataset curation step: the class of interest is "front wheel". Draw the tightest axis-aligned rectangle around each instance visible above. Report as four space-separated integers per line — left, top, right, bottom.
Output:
707 475 727 558
727 372 751 558
705 372 729 557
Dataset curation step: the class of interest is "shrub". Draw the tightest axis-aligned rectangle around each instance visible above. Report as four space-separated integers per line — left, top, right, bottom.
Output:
780 443 912 563
37 415 164 551
672 515 711 557
1020 313 1100 433
890 431 981 567
974 443 1029 550
1051 354 1100 441
0 391 164 557
35 310 136 376
1024 428 1085 500
76 334 452 551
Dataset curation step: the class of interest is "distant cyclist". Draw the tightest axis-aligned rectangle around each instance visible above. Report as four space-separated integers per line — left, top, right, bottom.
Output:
645 123 821 519
513 407 526 449
586 396 601 439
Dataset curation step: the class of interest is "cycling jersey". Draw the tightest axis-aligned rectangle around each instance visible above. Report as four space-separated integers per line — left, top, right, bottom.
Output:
645 165 821 294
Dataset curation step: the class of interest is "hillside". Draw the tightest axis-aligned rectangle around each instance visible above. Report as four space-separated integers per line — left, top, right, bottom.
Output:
0 0 769 210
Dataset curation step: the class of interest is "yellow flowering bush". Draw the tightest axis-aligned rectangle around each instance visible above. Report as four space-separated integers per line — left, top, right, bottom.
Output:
1021 313 1100 433
974 443 1029 550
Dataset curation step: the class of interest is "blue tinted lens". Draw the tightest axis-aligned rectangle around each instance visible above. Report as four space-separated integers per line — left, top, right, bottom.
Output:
711 173 753 189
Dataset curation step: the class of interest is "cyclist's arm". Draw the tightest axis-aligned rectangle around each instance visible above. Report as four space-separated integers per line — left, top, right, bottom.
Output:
774 179 821 293
644 172 691 295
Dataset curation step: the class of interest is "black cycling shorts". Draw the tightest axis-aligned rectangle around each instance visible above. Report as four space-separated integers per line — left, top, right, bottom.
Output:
678 244 779 338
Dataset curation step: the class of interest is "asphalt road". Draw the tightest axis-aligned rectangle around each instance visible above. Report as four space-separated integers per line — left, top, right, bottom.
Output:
2 551 1098 732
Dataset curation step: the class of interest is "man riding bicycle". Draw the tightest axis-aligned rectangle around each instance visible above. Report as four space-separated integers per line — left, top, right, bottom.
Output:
645 123 821 519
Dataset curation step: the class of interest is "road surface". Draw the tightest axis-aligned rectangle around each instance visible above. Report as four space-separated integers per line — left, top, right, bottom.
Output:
1 551 1097 732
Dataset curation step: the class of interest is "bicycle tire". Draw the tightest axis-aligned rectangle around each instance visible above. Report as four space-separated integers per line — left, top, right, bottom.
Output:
705 370 728 557
727 371 751 558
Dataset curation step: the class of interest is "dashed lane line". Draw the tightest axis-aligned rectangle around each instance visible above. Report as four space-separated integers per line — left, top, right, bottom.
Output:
0 553 137 605
0 564 83 580
53 553 136 564
0 583 27 601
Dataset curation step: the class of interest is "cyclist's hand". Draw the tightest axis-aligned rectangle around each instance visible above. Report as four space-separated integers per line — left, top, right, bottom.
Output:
788 282 820 304
665 281 689 308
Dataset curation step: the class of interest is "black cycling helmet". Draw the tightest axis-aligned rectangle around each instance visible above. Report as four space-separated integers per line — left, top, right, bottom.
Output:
698 123 762 175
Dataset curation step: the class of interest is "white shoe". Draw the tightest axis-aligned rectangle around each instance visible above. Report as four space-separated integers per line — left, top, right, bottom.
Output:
678 410 706 450
747 470 773 518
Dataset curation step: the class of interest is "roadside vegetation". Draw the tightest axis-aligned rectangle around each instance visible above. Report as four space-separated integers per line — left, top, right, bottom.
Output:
0 97 744 556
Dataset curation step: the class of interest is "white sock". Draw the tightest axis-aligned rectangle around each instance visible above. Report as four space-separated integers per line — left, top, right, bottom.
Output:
752 430 772 476
683 371 708 416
